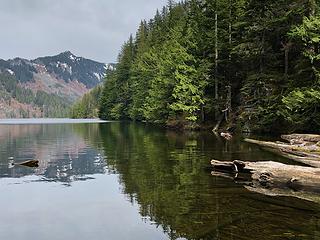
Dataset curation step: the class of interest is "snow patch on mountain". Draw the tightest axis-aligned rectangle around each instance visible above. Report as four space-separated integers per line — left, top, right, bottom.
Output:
0 51 116 102
69 54 76 61
93 72 101 80
6 69 14 75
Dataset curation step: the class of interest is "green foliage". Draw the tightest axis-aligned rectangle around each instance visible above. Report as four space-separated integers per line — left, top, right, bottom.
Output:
93 0 320 132
0 73 17 94
99 37 135 120
110 103 124 119
71 86 103 119
168 37 205 122
33 91 70 117
290 15 320 82
99 2 206 125
282 88 320 131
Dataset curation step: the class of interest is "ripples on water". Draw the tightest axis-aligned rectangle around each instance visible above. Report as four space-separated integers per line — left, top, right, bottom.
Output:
0 120 319 240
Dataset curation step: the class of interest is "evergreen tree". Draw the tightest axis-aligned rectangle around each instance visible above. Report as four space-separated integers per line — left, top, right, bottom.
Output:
95 0 320 132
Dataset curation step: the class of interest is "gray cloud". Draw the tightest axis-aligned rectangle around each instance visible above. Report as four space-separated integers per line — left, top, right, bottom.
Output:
0 0 167 63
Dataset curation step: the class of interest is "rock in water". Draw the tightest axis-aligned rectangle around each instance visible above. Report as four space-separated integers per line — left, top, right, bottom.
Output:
221 132 233 140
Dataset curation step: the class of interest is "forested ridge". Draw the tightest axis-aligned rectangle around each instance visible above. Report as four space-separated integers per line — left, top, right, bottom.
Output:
0 72 70 118
97 0 320 133
70 85 103 119
0 51 111 118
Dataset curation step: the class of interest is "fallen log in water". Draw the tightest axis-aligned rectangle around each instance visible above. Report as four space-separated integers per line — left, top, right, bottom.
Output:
211 160 320 202
15 160 39 168
244 138 320 167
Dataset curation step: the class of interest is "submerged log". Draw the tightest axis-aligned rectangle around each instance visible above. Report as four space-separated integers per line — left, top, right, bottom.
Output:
211 160 247 173
15 160 39 168
211 160 320 202
244 138 320 167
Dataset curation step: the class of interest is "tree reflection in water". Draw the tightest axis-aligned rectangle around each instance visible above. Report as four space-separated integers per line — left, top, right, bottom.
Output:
94 122 320 240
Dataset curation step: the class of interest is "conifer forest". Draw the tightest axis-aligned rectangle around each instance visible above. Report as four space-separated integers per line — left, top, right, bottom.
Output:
93 0 320 133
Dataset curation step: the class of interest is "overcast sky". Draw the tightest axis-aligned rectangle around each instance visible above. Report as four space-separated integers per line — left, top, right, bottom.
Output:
0 0 167 63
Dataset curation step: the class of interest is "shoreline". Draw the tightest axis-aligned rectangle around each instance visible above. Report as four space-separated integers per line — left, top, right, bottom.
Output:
0 118 109 125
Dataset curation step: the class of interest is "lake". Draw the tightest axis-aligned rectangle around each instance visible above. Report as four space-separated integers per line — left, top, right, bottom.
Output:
0 119 319 240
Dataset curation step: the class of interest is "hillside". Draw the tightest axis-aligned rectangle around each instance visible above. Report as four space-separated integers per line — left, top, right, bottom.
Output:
70 86 103 119
0 51 114 118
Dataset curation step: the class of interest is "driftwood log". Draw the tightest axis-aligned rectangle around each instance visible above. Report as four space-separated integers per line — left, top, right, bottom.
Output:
244 136 320 167
211 134 320 202
15 160 39 168
211 160 320 202
281 134 320 144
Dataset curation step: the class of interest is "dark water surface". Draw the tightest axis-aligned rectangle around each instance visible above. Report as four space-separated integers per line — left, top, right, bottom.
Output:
0 120 319 240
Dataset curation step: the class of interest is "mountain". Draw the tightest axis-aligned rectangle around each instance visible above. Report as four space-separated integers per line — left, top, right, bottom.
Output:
0 51 114 118
34 51 113 88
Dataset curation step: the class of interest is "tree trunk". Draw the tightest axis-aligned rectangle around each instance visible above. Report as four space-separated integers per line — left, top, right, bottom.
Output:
260 30 266 74
285 48 289 80
226 0 232 120
213 113 225 132
310 0 316 16
211 159 320 203
244 138 320 167
281 41 292 81
201 105 205 122
214 1 219 120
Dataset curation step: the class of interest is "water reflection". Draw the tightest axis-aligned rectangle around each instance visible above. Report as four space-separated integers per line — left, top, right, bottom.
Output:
0 124 106 184
94 123 320 240
0 122 319 240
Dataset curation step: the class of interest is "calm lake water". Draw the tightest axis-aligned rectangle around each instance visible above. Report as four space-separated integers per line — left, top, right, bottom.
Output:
0 119 319 240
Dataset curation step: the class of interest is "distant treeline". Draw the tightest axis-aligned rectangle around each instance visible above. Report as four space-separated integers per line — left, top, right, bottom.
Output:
89 0 319 133
70 85 103 119
0 73 70 117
